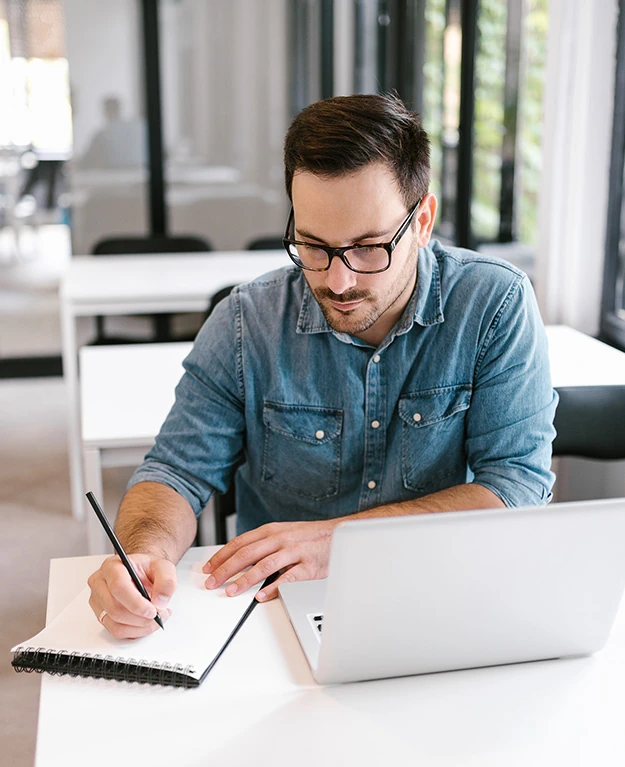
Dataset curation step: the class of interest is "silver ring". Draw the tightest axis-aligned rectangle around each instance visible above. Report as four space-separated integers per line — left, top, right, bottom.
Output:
98 609 108 625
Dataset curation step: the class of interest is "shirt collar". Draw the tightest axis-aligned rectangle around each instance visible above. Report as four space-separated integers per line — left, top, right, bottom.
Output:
296 242 444 338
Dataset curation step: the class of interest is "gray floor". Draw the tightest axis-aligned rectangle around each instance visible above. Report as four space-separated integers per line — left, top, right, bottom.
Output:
0 377 132 767
0 375 217 767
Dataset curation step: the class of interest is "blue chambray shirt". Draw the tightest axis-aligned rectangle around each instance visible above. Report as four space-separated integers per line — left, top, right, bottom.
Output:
128 239 557 534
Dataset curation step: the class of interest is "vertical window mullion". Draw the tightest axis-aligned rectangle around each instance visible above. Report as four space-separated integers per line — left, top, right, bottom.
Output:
456 0 479 248
498 0 523 243
320 0 334 98
600 0 625 348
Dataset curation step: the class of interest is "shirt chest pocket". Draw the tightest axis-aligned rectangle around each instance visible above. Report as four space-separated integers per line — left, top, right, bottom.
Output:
262 402 343 500
398 384 472 493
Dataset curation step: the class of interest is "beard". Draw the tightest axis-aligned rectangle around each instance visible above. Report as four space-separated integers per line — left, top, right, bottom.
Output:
312 243 419 337
313 287 382 335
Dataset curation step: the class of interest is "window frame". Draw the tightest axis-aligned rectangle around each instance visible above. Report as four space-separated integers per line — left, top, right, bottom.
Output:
600 0 625 350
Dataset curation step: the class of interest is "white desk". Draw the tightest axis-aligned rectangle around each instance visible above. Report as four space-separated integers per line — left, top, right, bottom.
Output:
545 325 625 388
61 250 288 521
34 547 625 766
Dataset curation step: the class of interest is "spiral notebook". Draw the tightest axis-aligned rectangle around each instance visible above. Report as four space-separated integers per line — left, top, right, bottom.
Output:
11 557 265 688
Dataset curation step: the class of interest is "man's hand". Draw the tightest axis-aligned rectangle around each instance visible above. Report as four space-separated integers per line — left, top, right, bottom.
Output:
202 520 340 601
87 554 177 639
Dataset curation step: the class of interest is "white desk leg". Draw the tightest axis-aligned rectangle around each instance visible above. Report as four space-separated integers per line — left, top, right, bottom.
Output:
83 446 112 554
61 298 84 521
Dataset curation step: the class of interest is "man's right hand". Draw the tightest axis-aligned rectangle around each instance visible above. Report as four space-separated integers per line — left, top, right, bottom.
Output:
87 554 177 639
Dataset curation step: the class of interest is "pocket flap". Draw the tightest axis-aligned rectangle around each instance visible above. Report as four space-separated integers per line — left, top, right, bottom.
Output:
263 402 343 444
398 385 472 429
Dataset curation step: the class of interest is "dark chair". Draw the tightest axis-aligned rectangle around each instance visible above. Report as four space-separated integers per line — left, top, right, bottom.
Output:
91 234 212 344
552 386 625 459
245 235 284 251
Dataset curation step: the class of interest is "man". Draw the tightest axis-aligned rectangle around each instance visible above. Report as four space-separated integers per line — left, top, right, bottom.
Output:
88 94 557 639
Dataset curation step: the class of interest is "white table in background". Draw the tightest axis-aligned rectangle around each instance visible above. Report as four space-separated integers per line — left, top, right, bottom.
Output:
61 250 287 521
78 325 625 554
80 342 192 552
34 548 625 766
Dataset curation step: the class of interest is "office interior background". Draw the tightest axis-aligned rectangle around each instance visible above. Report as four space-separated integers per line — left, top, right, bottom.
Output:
1 0 625 763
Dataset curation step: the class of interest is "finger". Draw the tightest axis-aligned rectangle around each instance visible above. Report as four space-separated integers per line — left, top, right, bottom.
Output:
144 558 177 610
99 608 172 640
255 565 310 602
89 589 159 629
202 524 279 574
224 549 298 596
205 536 282 590
103 560 161 620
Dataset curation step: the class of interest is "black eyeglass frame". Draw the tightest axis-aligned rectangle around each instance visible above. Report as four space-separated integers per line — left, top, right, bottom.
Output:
282 196 423 274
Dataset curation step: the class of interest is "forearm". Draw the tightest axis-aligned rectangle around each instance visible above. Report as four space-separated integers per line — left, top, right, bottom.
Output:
348 482 505 523
114 481 198 563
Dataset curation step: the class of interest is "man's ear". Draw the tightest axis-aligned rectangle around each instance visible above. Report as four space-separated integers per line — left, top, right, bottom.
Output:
415 193 438 248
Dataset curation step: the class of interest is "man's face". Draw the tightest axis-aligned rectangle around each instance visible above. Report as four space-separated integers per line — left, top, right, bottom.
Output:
291 162 434 346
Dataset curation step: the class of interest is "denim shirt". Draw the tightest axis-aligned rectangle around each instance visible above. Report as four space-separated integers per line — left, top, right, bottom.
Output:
129 239 557 534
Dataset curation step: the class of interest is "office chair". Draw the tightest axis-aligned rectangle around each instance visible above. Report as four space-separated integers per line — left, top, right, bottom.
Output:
245 235 283 251
91 234 212 344
552 386 625 459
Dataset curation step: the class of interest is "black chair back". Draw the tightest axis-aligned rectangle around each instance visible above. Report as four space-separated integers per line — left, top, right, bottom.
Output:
91 234 213 343
553 386 625 459
245 236 283 251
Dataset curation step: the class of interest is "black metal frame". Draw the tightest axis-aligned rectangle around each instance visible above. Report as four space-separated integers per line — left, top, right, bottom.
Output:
600 0 625 351
498 0 523 243
456 0 479 249
141 0 167 236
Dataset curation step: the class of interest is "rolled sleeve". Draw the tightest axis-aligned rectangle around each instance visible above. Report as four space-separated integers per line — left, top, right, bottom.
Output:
127 293 245 517
467 275 557 507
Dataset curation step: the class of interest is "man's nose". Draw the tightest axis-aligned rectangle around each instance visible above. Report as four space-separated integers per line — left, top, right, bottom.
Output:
325 254 358 295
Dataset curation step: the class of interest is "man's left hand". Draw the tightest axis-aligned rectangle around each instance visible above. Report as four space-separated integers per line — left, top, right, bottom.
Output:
201 519 339 601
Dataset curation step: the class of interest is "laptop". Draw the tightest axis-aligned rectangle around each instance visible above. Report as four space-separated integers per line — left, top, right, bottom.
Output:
279 498 625 685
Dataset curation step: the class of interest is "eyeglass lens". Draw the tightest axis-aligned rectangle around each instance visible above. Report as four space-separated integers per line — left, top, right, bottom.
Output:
286 242 390 273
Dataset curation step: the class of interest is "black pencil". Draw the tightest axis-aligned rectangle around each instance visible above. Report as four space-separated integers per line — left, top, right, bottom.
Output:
85 491 164 630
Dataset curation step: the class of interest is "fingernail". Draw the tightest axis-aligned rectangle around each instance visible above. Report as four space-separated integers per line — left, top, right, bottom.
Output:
202 562 212 574
226 583 238 596
143 606 156 618
205 575 216 589
154 594 169 607
256 591 266 601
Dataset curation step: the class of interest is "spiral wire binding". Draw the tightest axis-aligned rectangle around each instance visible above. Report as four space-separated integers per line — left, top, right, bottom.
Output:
12 647 199 688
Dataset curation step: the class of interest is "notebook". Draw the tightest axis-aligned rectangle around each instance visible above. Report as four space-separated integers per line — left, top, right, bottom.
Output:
11 556 264 688
279 498 625 685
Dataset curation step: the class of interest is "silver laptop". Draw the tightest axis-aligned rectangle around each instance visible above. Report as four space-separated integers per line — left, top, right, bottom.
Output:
279 498 625 685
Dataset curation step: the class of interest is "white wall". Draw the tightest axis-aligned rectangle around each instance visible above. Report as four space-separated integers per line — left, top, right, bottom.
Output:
63 0 142 157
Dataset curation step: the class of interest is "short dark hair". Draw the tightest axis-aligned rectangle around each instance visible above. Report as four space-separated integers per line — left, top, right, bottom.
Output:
284 93 430 210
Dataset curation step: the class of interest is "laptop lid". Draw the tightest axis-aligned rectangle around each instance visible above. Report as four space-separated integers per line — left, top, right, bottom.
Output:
280 498 625 685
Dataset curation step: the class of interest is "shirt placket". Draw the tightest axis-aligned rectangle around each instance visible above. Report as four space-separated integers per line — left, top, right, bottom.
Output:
359 350 387 510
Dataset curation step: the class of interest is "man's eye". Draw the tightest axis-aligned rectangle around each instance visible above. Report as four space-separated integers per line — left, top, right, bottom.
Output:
301 244 326 256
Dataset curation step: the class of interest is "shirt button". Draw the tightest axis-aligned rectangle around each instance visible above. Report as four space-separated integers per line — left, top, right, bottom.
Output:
315 430 325 439
367 480 377 490
371 420 380 429
373 354 381 363
413 413 422 423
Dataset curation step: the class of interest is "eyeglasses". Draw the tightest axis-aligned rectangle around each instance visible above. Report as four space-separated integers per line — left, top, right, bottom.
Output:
282 197 423 274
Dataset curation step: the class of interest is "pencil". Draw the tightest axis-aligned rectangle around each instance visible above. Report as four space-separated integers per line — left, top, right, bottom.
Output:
85 491 164 630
